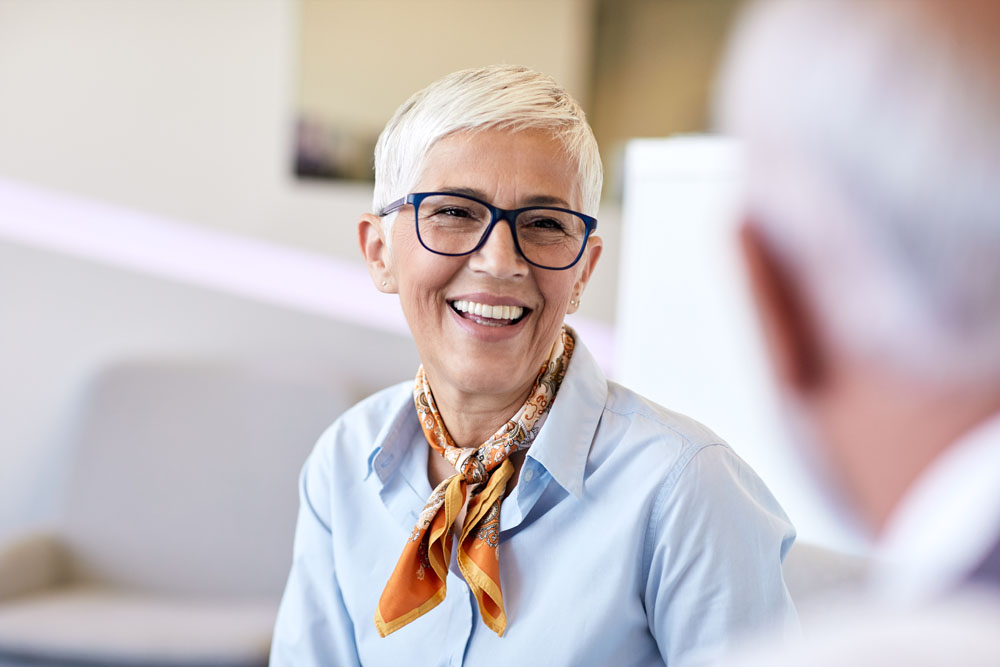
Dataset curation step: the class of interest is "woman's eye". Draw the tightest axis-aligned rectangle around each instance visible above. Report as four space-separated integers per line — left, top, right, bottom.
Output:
529 217 565 231
437 207 472 218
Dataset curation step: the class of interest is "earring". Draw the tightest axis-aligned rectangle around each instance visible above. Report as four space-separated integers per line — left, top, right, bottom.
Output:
381 280 387 287
569 298 579 307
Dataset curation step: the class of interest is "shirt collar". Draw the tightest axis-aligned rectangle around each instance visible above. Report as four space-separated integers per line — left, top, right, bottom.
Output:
525 334 608 498
363 333 609 498
875 410 1000 600
365 383 419 483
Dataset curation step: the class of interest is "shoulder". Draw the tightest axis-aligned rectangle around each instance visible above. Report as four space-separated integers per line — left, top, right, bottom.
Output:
330 380 413 435
595 381 789 528
307 380 413 471
603 380 723 444
550 337 743 498
597 380 736 479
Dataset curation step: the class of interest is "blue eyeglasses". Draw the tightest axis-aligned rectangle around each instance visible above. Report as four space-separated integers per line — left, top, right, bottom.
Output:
379 192 598 270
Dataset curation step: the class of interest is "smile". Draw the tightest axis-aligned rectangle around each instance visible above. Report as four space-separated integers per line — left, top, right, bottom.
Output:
449 299 528 327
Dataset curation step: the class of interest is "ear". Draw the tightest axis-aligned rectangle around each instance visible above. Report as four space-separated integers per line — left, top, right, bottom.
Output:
738 219 825 393
567 235 603 314
358 213 397 293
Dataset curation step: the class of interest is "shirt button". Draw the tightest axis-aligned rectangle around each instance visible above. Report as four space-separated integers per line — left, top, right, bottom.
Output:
522 468 535 482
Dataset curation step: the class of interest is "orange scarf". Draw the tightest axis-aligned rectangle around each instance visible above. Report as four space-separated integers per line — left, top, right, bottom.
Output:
375 327 575 638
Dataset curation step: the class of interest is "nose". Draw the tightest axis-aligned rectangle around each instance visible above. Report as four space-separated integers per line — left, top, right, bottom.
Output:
468 219 529 278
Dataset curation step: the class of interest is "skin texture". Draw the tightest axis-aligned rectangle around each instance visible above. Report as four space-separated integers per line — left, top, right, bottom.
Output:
739 220 1000 534
359 128 602 489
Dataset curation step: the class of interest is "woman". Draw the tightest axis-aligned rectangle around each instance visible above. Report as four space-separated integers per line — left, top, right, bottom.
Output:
271 65 797 666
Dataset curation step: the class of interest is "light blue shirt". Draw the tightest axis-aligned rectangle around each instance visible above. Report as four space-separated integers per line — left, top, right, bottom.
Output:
271 339 798 666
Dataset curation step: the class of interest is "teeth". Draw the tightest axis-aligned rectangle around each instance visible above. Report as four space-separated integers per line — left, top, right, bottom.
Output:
451 300 524 321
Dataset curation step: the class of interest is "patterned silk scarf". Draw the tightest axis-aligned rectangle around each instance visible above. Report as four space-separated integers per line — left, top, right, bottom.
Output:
375 326 575 638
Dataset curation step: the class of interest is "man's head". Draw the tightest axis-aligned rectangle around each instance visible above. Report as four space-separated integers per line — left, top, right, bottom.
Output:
717 0 1000 531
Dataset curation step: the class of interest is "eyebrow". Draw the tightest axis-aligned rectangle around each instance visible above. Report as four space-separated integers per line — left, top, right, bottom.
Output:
437 186 572 209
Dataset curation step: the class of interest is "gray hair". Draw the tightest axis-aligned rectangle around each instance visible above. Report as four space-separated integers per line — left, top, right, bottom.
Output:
717 0 1000 381
372 64 603 230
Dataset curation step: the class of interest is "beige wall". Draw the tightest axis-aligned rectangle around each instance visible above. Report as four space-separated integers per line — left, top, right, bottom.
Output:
591 0 744 190
298 0 594 136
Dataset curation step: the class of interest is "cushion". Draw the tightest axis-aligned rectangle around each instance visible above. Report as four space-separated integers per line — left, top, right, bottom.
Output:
57 360 348 597
0 585 275 667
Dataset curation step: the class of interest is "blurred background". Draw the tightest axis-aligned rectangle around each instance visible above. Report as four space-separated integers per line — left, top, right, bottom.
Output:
292 0 739 189
0 1 860 664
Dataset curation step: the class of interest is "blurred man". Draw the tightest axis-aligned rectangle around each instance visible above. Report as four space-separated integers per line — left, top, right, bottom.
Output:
716 0 1000 661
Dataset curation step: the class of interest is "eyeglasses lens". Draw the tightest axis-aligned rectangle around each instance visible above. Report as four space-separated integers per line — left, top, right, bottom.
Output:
415 194 587 269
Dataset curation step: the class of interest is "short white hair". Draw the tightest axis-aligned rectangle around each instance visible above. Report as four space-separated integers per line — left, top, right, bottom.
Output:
372 64 603 228
718 0 1000 381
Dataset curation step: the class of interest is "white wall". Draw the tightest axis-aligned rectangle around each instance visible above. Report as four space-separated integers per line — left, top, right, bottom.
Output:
617 137 864 553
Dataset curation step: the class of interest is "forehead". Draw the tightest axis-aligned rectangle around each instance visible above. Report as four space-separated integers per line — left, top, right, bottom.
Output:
413 128 583 209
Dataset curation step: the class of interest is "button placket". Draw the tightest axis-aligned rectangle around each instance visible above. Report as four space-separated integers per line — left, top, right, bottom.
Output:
446 570 473 667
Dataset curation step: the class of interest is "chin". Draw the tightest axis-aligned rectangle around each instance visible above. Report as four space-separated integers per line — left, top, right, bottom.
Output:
446 354 531 396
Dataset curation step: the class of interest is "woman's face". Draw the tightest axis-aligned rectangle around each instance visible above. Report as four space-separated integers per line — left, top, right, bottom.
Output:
360 128 602 403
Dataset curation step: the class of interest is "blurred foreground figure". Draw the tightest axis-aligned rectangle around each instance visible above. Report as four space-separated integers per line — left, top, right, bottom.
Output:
718 0 1000 663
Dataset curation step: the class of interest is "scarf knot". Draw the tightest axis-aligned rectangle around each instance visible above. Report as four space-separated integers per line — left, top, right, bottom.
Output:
461 452 488 485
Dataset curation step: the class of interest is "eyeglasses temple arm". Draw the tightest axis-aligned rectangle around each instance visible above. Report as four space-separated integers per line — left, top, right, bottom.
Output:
378 196 408 217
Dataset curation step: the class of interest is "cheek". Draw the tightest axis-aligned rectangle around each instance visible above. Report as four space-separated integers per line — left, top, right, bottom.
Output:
398 255 463 312
532 277 576 329
388 233 420 277
536 270 579 307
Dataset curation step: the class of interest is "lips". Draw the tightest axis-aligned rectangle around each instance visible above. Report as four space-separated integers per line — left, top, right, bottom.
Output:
449 299 529 326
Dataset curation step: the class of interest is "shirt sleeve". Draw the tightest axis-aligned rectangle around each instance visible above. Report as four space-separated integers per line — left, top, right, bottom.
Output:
643 443 799 666
270 445 361 667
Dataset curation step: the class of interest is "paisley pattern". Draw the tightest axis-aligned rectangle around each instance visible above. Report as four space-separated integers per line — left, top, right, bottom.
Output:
374 326 575 638
476 501 501 549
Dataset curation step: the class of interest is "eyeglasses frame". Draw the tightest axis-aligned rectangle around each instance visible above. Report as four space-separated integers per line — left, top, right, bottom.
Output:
378 191 598 271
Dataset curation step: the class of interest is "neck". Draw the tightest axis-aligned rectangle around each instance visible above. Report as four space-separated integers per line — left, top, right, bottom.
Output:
423 374 537 491
814 358 1000 534
427 375 537 448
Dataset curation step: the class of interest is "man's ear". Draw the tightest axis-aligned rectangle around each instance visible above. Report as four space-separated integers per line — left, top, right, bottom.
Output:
567 235 603 314
739 219 825 393
358 213 397 293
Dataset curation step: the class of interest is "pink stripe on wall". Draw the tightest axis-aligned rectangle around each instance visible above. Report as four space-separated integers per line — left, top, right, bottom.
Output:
0 179 615 373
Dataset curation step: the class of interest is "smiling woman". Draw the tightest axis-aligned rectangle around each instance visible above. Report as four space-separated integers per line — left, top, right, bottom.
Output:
270 65 798 667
